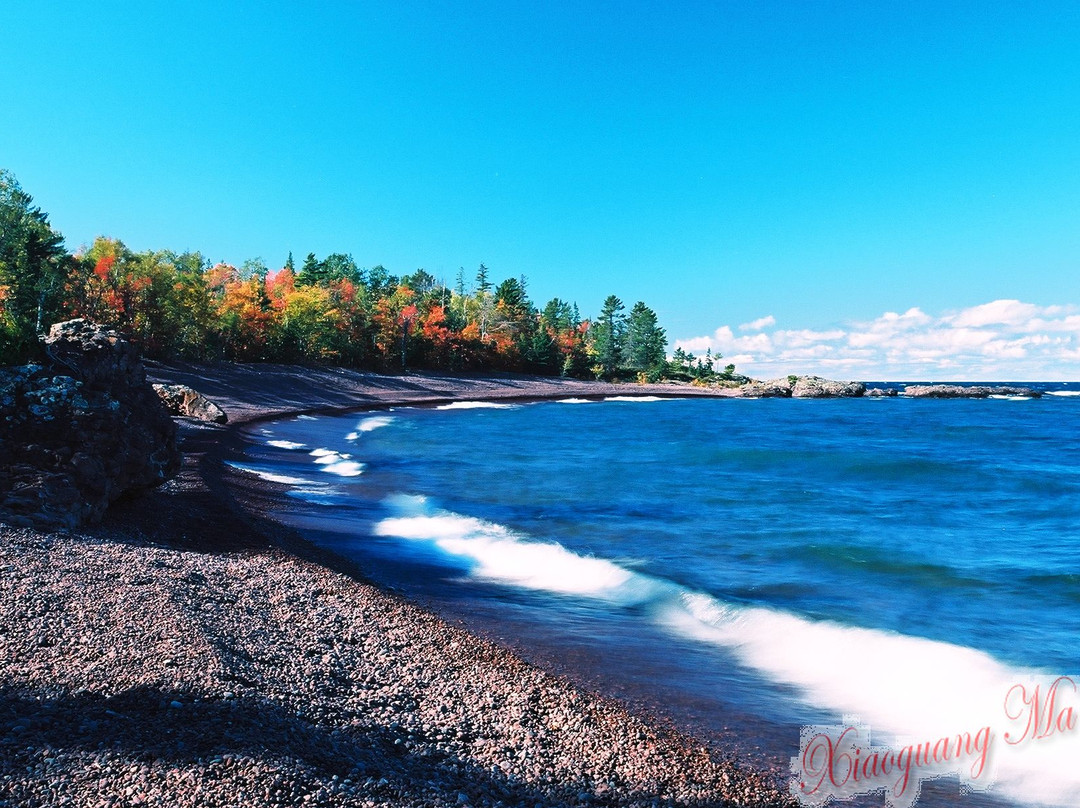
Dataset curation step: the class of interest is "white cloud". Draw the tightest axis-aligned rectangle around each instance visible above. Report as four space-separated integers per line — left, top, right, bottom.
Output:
946 299 1042 328
674 299 1080 381
739 315 776 331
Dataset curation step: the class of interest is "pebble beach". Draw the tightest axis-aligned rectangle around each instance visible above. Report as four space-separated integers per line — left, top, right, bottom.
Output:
0 363 793 808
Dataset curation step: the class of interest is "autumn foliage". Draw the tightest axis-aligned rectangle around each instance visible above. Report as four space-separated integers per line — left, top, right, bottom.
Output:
2 169 672 377
47 237 605 375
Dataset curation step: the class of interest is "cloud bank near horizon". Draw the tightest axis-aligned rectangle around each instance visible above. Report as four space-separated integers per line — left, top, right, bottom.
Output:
674 300 1080 381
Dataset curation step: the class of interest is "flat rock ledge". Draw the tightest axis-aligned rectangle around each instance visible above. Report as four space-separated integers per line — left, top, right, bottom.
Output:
903 384 1042 398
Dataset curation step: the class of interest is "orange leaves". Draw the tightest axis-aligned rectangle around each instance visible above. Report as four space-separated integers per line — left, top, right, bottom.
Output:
94 254 115 281
460 321 481 342
265 267 295 310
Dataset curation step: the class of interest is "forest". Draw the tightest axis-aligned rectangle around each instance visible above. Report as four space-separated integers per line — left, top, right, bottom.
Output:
1 170 730 382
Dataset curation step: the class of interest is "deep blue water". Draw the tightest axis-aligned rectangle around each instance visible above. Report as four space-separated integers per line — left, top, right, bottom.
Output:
237 386 1080 807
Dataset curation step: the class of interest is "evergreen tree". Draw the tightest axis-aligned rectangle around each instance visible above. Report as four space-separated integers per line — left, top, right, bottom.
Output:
321 253 361 284
0 170 67 361
475 262 492 293
494 276 527 310
284 251 295 273
297 252 322 286
592 294 626 379
541 298 574 332
625 301 667 374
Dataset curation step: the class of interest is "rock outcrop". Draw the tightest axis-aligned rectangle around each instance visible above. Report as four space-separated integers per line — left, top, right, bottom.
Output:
0 320 181 529
153 383 228 424
903 385 1042 399
737 378 793 398
790 376 866 398
865 387 899 397
737 376 866 398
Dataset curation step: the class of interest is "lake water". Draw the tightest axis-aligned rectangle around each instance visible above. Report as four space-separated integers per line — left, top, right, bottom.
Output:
236 385 1080 808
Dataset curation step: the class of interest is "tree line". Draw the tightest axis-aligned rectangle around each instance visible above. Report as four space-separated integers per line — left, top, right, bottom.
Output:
1 170 730 381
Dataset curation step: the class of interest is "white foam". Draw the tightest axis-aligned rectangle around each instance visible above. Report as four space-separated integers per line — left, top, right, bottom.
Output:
313 451 352 464
374 498 656 599
603 395 668 402
556 397 594 404
1046 390 1080 397
989 395 1032 400
267 440 306 450
372 492 1079 805
435 401 517 410
309 448 337 457
357 415 395 431
319 460 364 477
225 462 313 486
344 432 359 441
661 594 1080 806
296 414 318 420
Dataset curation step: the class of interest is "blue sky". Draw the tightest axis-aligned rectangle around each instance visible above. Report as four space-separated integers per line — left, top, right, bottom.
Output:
3 1 1080 378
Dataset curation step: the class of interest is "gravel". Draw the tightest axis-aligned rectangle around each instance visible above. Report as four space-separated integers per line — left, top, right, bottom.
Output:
1 365 792 807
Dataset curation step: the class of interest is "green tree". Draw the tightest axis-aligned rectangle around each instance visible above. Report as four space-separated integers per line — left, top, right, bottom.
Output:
240 257 269 281
297 252 322 286
0 170 68 361
366 264 396 298
402 268 438 297
475 262 492 294
321 253 361 285
625 301 667 377
591 294 626 379
494 276 527 310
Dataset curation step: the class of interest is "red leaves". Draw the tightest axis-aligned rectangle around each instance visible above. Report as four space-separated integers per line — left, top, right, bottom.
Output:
94 255 115 281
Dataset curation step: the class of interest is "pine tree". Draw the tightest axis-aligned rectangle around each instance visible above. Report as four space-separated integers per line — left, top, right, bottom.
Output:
626 301 667 374
0 170 67 361
475 263 492 293
592 294 626 379
296 252 322 286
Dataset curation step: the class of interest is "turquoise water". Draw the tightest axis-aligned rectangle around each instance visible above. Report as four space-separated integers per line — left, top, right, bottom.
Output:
239 389 1080 807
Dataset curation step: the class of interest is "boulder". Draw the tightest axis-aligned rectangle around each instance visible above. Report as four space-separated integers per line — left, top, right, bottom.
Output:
790 376 866 398
903 385 1042 399
865 387 899 397
0 320 181 529
153 383 228 424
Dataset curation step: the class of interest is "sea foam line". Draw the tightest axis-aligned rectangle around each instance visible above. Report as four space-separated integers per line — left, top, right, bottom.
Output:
435 401 517 410
225 462 318 487
372 496 1079 807
267 439 307 450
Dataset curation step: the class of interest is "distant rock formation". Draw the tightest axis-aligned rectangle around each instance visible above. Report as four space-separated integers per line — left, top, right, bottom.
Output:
791 376 866 398
865 387 899 397
737 376 865 398
0 319 182 529
153 383 228 423
737 378 793 398
903 385 1042 399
